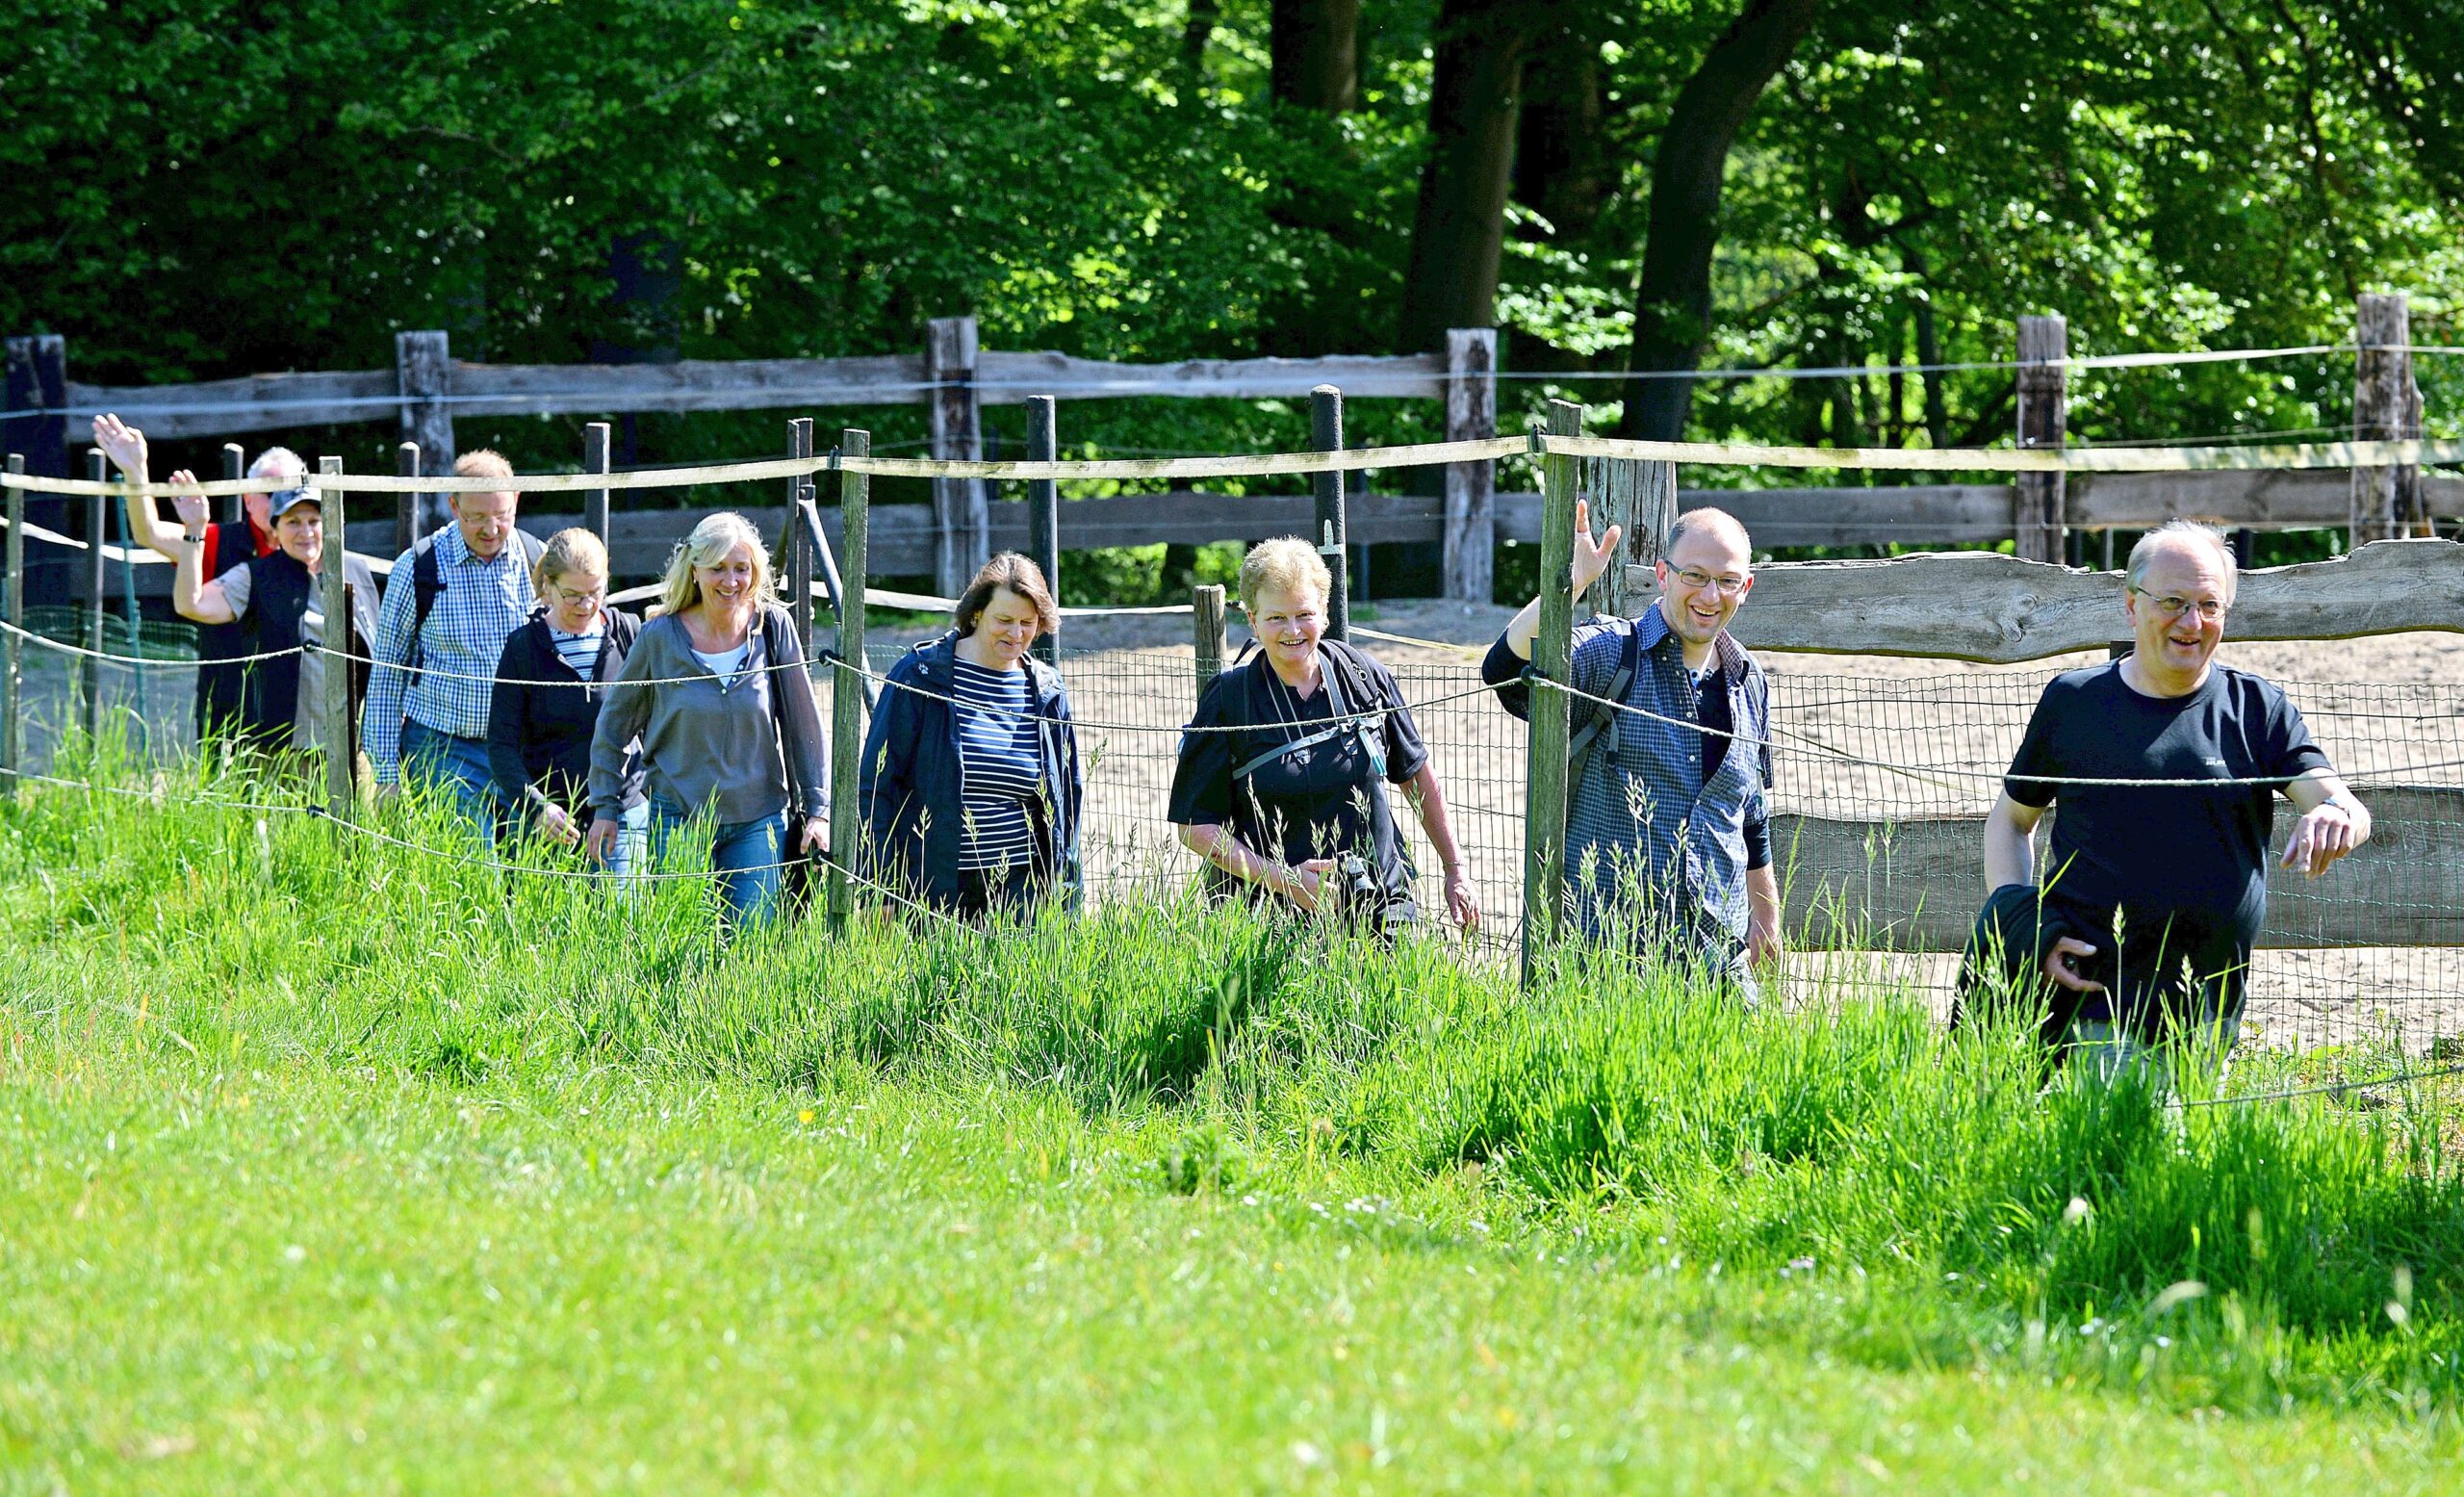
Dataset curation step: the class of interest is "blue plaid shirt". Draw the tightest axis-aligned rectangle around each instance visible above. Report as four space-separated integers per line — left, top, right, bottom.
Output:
1489 607 1774 960
363 524 538 784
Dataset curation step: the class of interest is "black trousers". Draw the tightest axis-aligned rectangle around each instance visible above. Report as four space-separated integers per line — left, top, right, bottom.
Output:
1956 884 2253 1048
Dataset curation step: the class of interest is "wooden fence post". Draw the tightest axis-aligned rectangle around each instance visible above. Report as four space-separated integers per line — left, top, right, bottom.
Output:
1311 385 1349 641
787 418 814 656
2 336 67 478
926 316 988 596
2351 292 2422 543
827 428 870 935
395 442 423 555
82 448 106 744
1598 458 1677 621
1443 327 1497 603
1026 395 1061 665
2015 315 2067 564
218 443 244 527
1194 583 1226 695
3 454 21 798
1521 400 1583 986
583 422 612 550
318 456 355 821
396 330 455 542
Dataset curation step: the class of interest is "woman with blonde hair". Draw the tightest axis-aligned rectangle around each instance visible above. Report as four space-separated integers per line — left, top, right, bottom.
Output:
1168 537 1477 935
488 529 646 873
586 511 827 924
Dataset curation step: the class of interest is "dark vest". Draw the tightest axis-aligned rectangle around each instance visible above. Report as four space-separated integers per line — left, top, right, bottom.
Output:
236 551 315 748
193 518 265 737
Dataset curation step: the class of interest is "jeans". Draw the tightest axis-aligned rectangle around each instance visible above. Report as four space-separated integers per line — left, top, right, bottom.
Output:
401 718 503 837
650 798 788 925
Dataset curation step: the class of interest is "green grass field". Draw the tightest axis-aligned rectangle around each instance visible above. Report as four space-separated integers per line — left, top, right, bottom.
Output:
6 752 2463 1492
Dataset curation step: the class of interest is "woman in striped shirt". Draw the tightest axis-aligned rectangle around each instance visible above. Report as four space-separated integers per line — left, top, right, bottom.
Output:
860 554 1083 918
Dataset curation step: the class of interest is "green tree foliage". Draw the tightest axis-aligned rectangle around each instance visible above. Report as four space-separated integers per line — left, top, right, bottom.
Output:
1 0 2454 479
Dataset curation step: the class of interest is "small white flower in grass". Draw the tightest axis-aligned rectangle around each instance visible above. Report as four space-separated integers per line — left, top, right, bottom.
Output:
282 1244 307 1264
2063 1196 2092 1226
1291 1441 1327 1469
2147 1279 2206 1316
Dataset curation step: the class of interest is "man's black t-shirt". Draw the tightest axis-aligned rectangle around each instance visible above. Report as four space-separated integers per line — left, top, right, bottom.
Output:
1168 643 1430 897
2004 661 2329 948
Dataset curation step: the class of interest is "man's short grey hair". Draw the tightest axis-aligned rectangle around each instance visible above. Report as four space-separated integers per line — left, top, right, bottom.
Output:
248 446 305 486
2126 520 2237 603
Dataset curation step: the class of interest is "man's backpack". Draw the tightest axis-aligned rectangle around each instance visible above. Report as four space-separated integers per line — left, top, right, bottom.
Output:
405 528 546 683
1564 624 1641 795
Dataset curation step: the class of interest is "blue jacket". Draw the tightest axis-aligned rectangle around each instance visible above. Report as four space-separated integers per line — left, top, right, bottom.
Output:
858 630 1084 909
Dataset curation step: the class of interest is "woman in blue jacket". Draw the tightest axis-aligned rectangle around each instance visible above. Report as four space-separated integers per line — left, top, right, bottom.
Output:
859 554 1082 918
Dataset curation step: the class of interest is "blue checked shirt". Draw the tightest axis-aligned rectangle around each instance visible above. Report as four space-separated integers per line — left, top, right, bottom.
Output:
1488 607 1774 961
362 524 539 784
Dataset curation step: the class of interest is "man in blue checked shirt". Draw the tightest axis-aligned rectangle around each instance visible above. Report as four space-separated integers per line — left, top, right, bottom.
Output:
364 449 538 831
1485 503 1782 991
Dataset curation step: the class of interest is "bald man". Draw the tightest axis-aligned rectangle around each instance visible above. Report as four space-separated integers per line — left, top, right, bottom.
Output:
1487 504 1782 991
1964 521 2372 1076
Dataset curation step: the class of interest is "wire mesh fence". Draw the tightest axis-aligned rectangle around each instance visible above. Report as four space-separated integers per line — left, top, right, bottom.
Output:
11 603 2463 1058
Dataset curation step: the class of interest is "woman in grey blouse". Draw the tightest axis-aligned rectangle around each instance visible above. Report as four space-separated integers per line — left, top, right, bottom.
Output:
585 512 827 925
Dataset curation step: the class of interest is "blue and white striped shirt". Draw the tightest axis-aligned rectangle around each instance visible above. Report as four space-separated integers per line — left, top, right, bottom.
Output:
363 524 539 783
951 658 1040 872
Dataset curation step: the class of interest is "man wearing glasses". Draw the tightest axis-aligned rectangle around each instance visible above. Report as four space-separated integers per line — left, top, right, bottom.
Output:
1487 503 1782 990
1965 520 2372 1076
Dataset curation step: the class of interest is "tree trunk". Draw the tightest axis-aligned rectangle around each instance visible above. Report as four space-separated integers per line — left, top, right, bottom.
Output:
1397 0 1544 353
1617 0 1822 440
1183 0 1219 73
1270 0 1360 113
1513 21 1612 245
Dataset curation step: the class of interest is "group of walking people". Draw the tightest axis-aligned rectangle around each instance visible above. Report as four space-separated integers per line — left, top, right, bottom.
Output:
94 413 2378 1073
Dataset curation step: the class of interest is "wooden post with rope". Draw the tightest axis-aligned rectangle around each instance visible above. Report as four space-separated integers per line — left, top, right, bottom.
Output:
826 428 870 936
1193 583 1226 695
218 443 244 527
1521 400 1583 987
3 454 22 800
82 448 106 744
318 457 355 823
787 418 814 657
396 330 455 543
583 422 612 550
926 317 988 596
1027 395 1061 665
1442 327 1497 604
2015 315 2067 564
2351 292 2422 544
1311 384 1348 641
395 442 422 555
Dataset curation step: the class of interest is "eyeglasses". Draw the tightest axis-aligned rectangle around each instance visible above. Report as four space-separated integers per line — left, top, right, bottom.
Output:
1670 566 1750 596
2129 587 2227 623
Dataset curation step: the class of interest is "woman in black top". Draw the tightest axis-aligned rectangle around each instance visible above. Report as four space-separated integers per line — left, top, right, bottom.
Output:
1168 537 1478 935
488 529 646 872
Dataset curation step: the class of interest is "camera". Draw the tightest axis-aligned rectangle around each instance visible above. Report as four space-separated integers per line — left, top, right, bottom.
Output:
1331 853 1381 913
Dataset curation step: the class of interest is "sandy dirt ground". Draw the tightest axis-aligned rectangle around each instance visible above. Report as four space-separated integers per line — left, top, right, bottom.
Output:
24 597 2463 1054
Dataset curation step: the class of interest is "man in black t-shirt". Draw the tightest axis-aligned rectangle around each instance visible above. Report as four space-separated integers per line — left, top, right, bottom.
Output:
1964 522 2372 1074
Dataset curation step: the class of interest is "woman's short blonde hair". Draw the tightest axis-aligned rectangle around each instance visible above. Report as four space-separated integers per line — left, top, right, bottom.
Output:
1238 536 1332 616
659 511 776 618
534 528 608 593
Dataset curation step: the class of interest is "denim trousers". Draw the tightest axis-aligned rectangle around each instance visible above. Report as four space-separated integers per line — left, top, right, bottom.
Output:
400 718 504 837
649 798 789 925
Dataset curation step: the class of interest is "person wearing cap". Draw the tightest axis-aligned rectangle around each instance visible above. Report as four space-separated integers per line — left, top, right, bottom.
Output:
167 477 378 759
92 413 300 742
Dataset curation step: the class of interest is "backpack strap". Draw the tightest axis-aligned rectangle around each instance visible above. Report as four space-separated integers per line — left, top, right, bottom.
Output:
1227 641 1387 783
407 529 544 685
1564 625 1640 794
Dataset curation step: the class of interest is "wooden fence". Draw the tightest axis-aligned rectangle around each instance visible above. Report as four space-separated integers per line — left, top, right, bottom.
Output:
5 290 2447 610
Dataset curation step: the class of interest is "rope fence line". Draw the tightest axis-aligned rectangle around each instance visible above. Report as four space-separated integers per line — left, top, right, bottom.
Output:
10 429 2464 503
